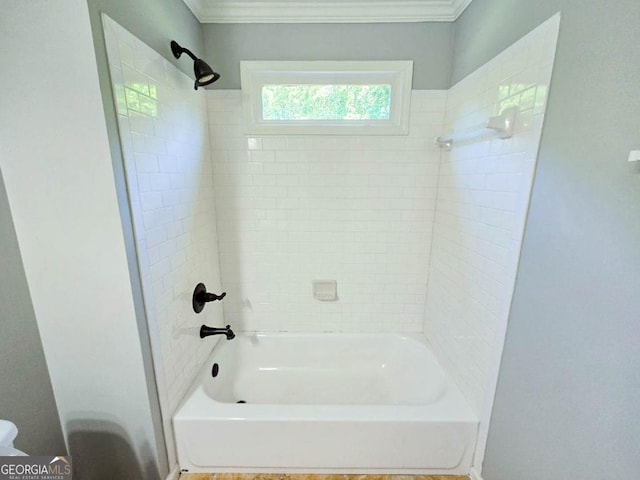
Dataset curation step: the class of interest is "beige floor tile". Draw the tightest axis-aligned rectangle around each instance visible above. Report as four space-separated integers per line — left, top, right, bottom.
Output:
182 475 468 480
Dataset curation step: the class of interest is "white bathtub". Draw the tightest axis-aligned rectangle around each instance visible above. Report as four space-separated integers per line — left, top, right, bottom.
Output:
173 334 477 474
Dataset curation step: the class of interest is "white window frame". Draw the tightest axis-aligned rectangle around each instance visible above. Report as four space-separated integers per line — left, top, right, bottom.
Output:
240 60 413 135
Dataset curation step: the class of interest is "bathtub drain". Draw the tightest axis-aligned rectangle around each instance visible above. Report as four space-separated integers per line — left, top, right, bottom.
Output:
236 400 246 404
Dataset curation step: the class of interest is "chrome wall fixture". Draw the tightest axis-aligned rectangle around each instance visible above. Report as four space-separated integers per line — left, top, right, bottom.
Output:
435 107 518 150
170 40 220 90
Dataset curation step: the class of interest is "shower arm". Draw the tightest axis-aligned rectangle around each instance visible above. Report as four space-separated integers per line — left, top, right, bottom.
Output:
170 41 198 62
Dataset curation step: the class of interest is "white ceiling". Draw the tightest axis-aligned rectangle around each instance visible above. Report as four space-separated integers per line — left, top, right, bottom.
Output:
182 0 474 23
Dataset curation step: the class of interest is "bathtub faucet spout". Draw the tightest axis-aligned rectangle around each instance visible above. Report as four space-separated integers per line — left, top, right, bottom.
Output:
200 324 235 340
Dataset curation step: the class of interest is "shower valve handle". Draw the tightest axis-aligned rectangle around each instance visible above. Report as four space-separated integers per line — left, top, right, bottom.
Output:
192 283 226 313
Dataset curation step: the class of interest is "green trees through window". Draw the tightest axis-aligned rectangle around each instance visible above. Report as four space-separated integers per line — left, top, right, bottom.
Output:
261 84 391 121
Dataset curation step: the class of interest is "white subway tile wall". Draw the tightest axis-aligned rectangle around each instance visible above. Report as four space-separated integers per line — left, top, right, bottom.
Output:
424 16 560 420
207 90 446 333
103 16 224 462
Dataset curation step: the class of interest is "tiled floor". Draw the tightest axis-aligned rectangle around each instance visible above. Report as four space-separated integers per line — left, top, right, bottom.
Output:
180 475 469 480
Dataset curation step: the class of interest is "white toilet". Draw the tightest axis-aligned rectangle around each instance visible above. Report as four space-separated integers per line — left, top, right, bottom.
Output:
0 420 28 456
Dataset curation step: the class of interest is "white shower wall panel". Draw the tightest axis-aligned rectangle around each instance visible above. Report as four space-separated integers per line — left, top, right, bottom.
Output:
207 90 446 334
423 15 561 467
103 16 224 464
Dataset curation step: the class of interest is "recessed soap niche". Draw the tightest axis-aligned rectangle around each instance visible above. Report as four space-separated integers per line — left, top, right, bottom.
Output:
313 280 338 301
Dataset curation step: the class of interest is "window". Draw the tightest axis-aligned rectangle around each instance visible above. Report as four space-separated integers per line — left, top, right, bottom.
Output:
261 84 392 121
240 61 413 135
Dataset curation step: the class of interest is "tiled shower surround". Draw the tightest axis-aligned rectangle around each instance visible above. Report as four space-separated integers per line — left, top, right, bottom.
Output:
102 16 224 464
207 91 446 333
104 12 559 472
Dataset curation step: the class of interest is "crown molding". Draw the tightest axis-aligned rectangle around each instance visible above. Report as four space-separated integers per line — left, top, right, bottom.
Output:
450 0 474 19
181 0 474 23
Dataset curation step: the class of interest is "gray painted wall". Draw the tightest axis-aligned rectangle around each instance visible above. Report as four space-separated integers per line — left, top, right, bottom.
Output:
0 170 66 455
451 0 558 84
453 1 640 478
84 0 204 474
202 23 453 89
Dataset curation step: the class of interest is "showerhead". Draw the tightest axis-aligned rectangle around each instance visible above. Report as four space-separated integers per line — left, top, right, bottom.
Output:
170 40 220 90
193 58 220 88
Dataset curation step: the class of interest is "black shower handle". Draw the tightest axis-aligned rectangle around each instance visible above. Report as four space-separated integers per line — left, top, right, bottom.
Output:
200 291 226 302
192 283 226 313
